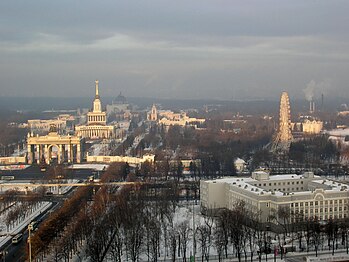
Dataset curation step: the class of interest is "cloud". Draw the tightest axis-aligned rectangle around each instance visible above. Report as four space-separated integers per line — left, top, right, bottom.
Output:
0 1 348 99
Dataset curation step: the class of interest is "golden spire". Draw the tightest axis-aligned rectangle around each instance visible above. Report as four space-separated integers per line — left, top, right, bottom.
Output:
95 80 99 99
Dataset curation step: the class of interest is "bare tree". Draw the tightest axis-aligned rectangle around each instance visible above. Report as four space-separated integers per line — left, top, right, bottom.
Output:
178 220 191 262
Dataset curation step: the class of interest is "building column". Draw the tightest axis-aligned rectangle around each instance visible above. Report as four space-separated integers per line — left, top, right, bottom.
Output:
27 144 33 164
77 143 81 163
36 145 40 164
68 144 73 163
58 144 63 164
44 144 49 164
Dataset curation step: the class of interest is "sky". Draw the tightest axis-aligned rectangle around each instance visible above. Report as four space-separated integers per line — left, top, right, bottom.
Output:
0 1 348 100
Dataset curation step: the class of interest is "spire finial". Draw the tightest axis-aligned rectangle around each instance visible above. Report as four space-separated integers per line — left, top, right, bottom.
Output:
95 80 99 98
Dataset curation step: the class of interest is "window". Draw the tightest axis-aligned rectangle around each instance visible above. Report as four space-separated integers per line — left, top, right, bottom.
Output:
305 202 308 207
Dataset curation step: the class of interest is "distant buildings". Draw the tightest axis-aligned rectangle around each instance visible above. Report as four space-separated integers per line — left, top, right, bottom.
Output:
201 171 349 223
106 92 132 120
75 80 115 139
301 119 323 134
147 104 205 128
27 114 75 135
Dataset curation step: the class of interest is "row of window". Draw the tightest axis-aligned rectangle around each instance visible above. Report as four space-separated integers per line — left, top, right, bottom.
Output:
255 181 304 187
293 206 347 213
291 199 346 207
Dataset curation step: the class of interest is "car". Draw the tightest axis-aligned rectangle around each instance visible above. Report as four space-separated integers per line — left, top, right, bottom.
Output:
12 233 23 244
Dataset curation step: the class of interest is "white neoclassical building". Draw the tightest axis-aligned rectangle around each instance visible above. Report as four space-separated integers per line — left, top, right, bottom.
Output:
75 80 115 139
201 171 349 223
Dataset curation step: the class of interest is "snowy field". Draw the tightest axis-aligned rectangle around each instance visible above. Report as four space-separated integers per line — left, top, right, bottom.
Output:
326 128 349 137
68 163 109 171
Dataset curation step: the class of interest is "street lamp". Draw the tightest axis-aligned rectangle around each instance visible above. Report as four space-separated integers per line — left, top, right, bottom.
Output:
28 224 33 262
1 250 8 262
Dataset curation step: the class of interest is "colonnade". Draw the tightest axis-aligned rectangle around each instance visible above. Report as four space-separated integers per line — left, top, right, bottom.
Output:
88 115 106 123
27 143 81 164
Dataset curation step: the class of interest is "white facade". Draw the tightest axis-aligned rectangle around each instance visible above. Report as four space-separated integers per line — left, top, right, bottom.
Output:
86 154 155 166
302 119 323 134
201 172 349 223
75 80 115 139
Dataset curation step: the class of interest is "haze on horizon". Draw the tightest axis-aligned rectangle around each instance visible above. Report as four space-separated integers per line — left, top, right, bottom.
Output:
0 1 348 101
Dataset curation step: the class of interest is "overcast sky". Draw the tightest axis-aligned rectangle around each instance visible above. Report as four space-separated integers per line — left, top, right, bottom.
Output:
0 1 348 100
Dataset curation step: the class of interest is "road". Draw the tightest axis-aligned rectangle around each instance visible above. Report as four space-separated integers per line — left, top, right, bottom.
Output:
0 165 96 181
0 200 62 262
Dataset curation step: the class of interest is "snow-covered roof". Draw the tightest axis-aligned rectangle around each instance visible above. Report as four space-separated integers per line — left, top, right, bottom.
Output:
234 158 246 164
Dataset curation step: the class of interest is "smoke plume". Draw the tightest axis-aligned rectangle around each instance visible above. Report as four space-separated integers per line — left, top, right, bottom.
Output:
303 79 331 101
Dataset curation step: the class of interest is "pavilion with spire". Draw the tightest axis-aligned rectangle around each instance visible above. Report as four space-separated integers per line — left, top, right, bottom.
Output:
75 80 115 139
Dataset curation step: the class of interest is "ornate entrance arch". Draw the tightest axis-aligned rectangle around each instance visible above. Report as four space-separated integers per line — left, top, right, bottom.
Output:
27 126 83 164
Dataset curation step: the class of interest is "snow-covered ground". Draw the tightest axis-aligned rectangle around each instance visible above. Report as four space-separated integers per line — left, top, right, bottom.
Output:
0 201 52 249
11 147 27 157
68 164 108 171
89 142 110 156
0 164 29 171
326 128 349 137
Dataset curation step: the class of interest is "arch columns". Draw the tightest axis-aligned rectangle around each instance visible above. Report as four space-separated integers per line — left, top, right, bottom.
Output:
27 145 33 164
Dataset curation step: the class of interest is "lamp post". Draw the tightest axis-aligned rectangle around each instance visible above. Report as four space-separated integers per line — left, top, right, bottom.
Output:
192 201 196 262
28 224 33 262
1 250 8 262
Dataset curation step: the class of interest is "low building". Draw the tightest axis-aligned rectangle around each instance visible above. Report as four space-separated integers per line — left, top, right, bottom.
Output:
234 158 247 173
86 154 155 166
201 171 349 223
28 114 75 135
302 119 323 134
